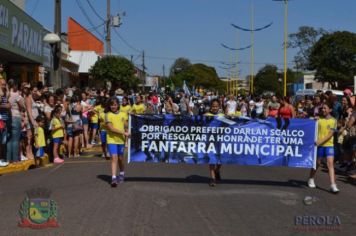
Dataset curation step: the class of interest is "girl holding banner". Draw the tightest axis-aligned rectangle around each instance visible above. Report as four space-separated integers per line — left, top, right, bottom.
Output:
105 97 130 187
205 98 224 187
308 103 340 193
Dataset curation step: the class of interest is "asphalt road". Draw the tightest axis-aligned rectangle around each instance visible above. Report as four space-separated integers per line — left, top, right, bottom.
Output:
1 153 356 236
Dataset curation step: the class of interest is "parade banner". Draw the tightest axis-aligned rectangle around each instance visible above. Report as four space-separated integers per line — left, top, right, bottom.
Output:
128 115 317 168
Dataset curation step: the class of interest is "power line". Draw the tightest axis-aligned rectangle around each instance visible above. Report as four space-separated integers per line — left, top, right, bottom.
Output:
30 0 39 16
75 0 105 40
86 0 105 21
69 22 106 36
113 28 142 53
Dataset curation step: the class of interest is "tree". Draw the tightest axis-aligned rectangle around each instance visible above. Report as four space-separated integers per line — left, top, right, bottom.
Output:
89 56 138 90
169 57 191 77
288 26 326 71
170 63 225 93
254 65 281 96
308 31 356 88
254 65 300 97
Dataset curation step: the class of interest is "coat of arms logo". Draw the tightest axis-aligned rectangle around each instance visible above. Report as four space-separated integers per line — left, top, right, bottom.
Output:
19 188 59 229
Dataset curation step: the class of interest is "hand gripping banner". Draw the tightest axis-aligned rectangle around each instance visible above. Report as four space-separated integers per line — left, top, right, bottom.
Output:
128 115 317 168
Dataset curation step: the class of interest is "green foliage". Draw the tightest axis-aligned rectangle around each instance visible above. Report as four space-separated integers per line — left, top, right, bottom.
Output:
254 65 299 96
308 31 356 88
170 62 224 93
288 26 326 71
254 65 281 96
169 57 192 77
89 56 137 90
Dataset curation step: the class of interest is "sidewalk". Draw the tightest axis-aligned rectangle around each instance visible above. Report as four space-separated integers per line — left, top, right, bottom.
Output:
0 146 102 175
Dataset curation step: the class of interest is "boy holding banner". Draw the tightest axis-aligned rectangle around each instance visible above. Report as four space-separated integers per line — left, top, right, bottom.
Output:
308 103 340 193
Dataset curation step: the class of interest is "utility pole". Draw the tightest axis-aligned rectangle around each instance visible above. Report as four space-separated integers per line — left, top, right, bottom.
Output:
141 50 146 92
163 64 166 90
54 0 62 88
106 0 111 55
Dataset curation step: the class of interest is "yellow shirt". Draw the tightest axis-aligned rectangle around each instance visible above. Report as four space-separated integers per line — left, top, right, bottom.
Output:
35 127 46 147
120 104 132 121
105 111 126 144
132 103 146 114
50 117 64 138
91 105 104 124
318 117 336 147
99 111 107 131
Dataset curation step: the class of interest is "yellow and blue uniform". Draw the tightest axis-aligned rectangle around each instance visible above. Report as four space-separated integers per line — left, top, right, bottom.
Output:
99 111 107 144
34 127 46 157
90 105 104 130
119 104 132 122
317 116 336 158
132 103 146 114
105 111 126 155
50 117 64 143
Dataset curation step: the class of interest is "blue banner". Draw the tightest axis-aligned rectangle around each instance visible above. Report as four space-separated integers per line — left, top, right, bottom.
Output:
128 115 317 168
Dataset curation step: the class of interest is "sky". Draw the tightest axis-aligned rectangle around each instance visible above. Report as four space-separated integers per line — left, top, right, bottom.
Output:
25 0 356 79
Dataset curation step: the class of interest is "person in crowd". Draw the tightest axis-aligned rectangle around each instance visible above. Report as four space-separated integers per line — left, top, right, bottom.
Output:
308 102 339 193
34 115 46 167
24 85 40 160
303 96 314 118
69 96 83 158
255 97 265 119
105 97 130 187
119 96 132 121
179 90 190 115
131 95 146 115
44 94 56 121
267 95 280 117
89 98 103 145
6 79 25 163
341 96 353 121
0 64 7 81
313 96 323 118
204 98 224 187
99 98 109 159
278 97 295 119
81 91 92 148
225 95 237 116
164 95 176 114
0 78 10 166
50 105 65 164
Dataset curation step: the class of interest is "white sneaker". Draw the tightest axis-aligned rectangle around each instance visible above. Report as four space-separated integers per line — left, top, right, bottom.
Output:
0 160 9 167
330 184 340 193
101 154 106 158
21 155 28 161
307 178 316 188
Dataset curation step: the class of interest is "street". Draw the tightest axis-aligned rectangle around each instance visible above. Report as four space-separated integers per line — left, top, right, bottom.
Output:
1 152 356 236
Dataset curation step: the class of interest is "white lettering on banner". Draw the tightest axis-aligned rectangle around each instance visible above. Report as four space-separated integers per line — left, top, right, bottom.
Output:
0 4 9 28
141 140 303 157
11 16 42 57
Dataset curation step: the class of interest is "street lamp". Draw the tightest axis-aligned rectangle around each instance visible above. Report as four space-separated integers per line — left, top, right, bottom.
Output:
43 32 61 88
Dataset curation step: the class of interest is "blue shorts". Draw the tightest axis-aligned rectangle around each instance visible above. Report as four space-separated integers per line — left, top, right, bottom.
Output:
90 123 99 129
35 147 45 157
66 127 74 137
53 138 63 144
100 131 107 144
82 117 89 125
317 146 334 158
108 144 124 156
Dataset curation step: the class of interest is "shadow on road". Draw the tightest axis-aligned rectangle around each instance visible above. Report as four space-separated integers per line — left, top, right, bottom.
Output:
97 174 306 188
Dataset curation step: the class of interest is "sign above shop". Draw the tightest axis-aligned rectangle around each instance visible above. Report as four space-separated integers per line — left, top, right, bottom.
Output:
0 0 44 63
